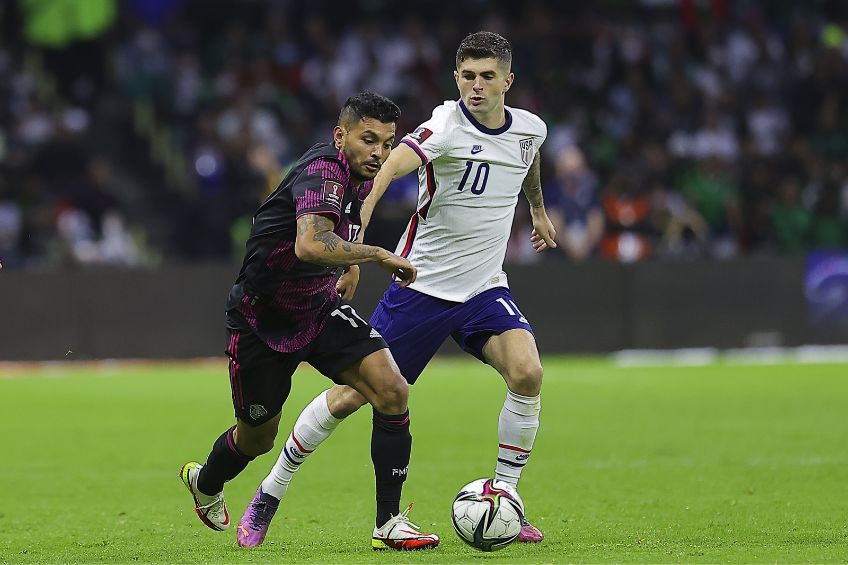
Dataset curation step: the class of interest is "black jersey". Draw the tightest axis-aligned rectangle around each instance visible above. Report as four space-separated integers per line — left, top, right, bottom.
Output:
226 143 371 352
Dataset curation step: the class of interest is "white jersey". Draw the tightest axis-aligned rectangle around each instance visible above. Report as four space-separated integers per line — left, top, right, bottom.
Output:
396 100 547 302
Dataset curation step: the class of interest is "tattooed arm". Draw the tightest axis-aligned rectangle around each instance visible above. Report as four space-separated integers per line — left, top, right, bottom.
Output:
522 151 545 209
295 214 416 285
522 152 558 252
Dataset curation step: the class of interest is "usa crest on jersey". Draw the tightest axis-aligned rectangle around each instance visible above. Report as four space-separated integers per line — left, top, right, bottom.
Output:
519 138 534 165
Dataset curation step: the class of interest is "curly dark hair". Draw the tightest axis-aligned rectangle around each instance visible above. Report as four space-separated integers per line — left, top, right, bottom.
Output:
338 91 401 127
455 31 512 69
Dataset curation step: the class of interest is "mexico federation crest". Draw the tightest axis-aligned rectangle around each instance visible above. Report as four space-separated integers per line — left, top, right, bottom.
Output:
249 404 268 420
519 138 534 165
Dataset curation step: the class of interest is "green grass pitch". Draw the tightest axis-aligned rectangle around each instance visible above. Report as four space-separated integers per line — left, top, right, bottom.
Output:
1 357 847 563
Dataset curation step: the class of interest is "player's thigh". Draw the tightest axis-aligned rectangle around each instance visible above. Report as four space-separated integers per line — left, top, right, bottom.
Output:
452 288 543 394
308 303 405 413
370 284 453 383
226 326 299 427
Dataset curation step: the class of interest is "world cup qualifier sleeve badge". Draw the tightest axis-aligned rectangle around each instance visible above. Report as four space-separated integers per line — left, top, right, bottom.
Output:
408 127 433 145
321 180 344 209
519 138 534 166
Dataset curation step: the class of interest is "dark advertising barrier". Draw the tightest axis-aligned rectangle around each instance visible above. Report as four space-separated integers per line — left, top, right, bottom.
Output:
1 258 845 361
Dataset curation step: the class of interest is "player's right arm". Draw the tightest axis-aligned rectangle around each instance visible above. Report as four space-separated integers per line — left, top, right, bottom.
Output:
295 214 416 286
523 151 557 252
358 142 423 238
360 106 452 240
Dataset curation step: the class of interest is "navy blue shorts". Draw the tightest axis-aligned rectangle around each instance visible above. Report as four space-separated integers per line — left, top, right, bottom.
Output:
369 284 534 384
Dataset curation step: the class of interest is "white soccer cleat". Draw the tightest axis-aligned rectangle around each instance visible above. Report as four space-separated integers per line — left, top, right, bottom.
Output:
371 503 439 551
179 461 230 531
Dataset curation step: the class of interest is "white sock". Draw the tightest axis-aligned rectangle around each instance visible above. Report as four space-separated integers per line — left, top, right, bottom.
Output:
261 390 342 500
495 390 541 486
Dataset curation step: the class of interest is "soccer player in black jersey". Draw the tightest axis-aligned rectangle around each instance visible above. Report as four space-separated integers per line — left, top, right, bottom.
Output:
179 92 438 551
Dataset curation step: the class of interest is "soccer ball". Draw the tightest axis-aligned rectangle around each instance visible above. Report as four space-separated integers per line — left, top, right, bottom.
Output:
451 478 525 551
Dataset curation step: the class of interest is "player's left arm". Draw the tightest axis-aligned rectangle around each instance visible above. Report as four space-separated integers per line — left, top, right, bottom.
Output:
357 142 423 242
523 152 557 252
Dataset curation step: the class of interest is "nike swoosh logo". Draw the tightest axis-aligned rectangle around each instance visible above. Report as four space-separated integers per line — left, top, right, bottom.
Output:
471 148 483 154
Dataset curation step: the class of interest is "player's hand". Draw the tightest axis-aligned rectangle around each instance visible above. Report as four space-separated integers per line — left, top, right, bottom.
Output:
530 208 557 252
378 253 417 287
336 264 360 300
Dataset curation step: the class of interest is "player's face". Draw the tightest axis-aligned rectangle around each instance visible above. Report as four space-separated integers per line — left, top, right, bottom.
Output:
454 57 513 118
334 117 396 183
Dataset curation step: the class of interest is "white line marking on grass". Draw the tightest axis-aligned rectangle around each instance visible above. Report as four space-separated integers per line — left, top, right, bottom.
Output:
614 345 848 367
615 348 719 367
0 357 224 379
0 358 328 380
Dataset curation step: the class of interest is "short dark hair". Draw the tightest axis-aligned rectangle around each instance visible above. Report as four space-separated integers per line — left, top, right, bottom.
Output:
455 31 512 69
338 91 400 128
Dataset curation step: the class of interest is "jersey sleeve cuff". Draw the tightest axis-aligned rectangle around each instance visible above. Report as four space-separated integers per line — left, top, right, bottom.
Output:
295 209 341 223
400 139 428 166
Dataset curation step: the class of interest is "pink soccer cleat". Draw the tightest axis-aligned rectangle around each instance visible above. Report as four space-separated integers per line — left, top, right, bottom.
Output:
236 487 280 548
517 517 544 542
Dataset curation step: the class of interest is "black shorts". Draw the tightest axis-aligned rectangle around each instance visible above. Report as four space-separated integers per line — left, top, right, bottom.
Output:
225 303 388 426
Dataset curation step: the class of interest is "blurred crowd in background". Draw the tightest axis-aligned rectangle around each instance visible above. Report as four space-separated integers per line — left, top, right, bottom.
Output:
1 0 847 270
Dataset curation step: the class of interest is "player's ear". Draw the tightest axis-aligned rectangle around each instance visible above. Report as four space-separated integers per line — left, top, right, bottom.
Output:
503 72 514 93
333 125 345 150
453 69 460 85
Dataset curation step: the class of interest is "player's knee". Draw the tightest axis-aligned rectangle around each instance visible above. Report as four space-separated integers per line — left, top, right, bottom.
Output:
237 427 278 457
373 374 409 415
249 434 277 456
506 362 543 396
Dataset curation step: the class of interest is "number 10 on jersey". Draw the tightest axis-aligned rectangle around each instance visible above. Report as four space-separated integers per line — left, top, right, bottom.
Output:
457 161 490 195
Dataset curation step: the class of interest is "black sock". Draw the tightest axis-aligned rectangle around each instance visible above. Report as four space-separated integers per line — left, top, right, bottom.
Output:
371 409 411 527
196 426 254 495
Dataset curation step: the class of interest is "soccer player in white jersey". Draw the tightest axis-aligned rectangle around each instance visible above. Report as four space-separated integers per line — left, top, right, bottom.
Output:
239 31 557 549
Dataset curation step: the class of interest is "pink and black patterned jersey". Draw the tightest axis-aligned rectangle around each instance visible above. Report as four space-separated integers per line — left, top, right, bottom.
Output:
226 143 371 353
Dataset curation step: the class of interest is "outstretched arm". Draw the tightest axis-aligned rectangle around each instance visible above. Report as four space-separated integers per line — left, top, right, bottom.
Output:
295 214 416 285
358 142 422 238
522 152 557 252
296 214 387 266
